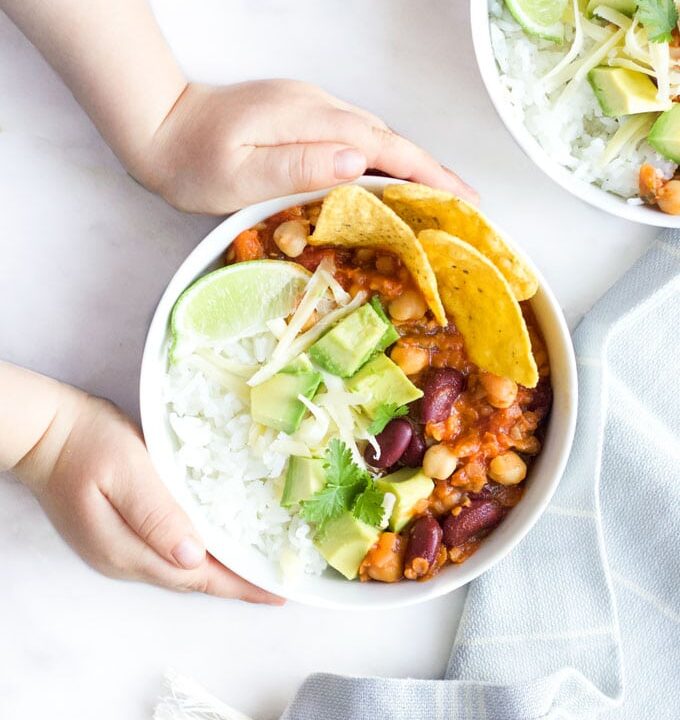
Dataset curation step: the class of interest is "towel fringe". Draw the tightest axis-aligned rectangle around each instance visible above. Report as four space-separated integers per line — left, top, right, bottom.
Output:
153 669 254 720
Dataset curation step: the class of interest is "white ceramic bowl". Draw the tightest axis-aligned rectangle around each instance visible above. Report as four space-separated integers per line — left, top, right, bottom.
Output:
140 176 578 610
470 0 680 228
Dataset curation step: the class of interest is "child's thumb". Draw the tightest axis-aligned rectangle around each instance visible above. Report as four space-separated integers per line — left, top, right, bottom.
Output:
109 467 206 571
246 143 367 198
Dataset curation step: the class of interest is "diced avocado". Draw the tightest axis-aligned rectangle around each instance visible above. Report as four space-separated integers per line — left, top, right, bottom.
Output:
647 105 680 163
309 303 387 377
587 67 669 117
346 353 423 418
250 370 321 434
369 296 400 352
281 457 326 507
314 512 381 580
376 467 434 532
586 0 637 18
282 353 313 374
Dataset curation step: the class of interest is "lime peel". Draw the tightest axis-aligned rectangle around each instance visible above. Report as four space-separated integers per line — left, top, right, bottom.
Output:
169 260 311 364
504 0 569 42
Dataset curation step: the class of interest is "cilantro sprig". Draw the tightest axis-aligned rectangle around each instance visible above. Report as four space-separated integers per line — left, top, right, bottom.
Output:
366 402 409 435
637 0 678 43
301 439 385 531
352 482 386 526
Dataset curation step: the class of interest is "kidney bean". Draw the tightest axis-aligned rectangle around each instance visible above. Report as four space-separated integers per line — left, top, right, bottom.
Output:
529 377 552 414
442 500 506 548
399 426 426 467
421 368 466 423
364 418 413 468
404 515 443 580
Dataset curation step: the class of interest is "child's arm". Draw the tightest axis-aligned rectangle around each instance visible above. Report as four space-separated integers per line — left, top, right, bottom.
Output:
1 362 281 603
0 0 477 213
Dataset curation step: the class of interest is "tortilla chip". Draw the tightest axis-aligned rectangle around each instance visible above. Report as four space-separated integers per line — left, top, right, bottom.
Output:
419 229 538 387
310 185 446 325
383 183 538 301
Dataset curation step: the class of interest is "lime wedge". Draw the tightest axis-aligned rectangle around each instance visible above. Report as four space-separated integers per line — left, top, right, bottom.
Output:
170 260 311 362
504 0 568 42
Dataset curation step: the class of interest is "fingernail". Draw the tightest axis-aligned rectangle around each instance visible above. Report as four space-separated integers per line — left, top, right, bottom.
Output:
172 537 205 569
334 148 367 179
441 165 479 205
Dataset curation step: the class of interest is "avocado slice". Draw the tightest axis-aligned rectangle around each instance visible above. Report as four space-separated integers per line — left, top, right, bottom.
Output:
586 0 637 17
314 512 381 579
369 296 400 352
309 303 388 377
250 369 321 434
587 67 669 117
346 353 423 418
376 468 434 532
648 105 680 163
282 353 314 374
281 457 326 507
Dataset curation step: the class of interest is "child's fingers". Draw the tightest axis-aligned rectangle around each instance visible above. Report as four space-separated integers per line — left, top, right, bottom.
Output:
243 142 367 198
101 450 207 571
69 487 282 604
362 127 479 205
183 555 285 604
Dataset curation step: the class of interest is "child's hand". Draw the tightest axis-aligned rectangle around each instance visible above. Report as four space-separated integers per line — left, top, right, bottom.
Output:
132 80 479 214
6 366 280 604
2 3 477 215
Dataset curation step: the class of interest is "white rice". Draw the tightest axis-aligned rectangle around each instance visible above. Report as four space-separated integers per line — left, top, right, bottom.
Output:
489 0 677 198
164 329 327 579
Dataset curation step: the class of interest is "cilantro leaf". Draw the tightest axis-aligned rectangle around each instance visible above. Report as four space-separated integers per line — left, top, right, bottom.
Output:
324 438 366 486
302 440 373 531
301 484 362 528
637 0 678 43
352 482 386 527
367 403 409 435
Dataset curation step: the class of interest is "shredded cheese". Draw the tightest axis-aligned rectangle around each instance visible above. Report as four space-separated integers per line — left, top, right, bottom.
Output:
294 394 331 448
247 291 367 387
188 354 250 402
599 112 658 168
270 260 333 362
271 435 313 458
265 317 288 340
195 348 257 379
592 5 633 30
543 0 584 84
625 18 653 66
649 41 673 106
554 28 625 102
316 372 366 468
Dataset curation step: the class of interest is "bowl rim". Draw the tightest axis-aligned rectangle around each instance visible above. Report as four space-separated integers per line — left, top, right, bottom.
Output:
139 177 578 610
469 0 680 229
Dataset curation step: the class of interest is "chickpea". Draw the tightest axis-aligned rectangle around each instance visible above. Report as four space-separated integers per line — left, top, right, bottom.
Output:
375 255 396 275
355 248 376 263
422 443 458 480
306 203 322 226
388 290 427 322
488 451 527 485
657 180 680 215
390 344 429 375
273 220 309 257
479 372 518 409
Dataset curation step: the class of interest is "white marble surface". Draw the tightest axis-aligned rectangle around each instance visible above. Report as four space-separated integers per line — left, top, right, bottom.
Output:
0 1 658 718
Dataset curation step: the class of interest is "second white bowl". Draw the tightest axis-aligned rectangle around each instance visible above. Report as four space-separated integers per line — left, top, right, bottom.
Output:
469 0 680 228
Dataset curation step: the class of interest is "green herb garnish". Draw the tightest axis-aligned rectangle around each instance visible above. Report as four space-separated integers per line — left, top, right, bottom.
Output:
637 0 678 42
367 402 409 435
301 439 385 531
352 482 386 526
